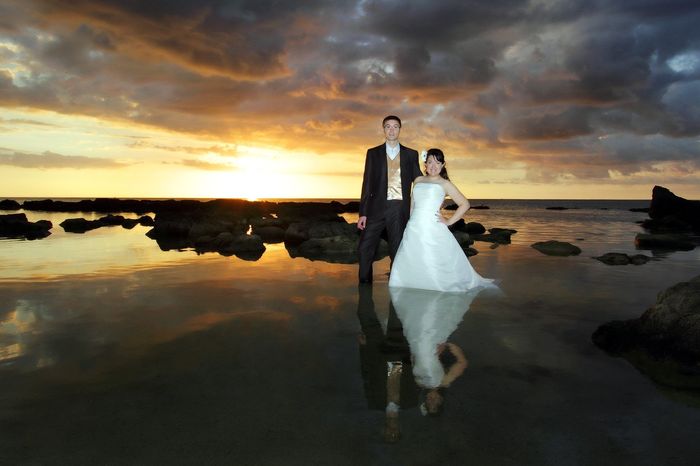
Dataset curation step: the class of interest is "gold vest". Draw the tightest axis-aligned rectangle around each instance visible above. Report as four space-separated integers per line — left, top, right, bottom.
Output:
387 153 402 200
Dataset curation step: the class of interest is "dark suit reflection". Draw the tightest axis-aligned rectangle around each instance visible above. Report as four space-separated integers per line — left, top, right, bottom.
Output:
357 285 419 413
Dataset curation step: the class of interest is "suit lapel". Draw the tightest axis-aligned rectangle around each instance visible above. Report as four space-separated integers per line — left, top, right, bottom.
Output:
379 143 388 187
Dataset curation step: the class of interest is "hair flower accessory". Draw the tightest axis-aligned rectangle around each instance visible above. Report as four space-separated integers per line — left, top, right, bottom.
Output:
420 150 427 162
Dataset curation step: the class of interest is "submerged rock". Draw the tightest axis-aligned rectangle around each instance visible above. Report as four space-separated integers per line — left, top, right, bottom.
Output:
531 240 581 256
592 275 700 390
0 213 52 239
472 228 516 244
594 252 651 265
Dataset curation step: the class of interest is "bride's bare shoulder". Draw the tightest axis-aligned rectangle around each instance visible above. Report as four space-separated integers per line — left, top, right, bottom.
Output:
414 176 426 184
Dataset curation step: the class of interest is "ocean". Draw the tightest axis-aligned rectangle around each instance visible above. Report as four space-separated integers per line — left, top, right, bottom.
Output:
1 199 699 464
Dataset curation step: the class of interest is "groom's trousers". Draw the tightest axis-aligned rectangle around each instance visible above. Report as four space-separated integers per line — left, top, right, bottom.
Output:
358 200 405 283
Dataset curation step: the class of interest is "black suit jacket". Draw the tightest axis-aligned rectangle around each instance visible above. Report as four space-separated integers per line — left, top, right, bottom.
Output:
359 143 422 220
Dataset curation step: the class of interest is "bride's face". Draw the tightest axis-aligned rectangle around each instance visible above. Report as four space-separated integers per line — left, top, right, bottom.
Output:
425 155 444 176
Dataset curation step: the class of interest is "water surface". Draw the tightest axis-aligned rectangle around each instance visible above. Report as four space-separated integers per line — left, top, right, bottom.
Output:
1 202 699 465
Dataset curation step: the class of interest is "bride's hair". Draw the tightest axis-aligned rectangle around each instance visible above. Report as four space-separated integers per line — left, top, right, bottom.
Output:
426 148 449 180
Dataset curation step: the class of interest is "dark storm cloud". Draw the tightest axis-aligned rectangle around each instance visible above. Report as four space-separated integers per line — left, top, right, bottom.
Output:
0 0 699 183
0 148 128 169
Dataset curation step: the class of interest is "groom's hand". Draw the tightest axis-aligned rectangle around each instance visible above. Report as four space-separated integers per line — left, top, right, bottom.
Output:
357 216 367 230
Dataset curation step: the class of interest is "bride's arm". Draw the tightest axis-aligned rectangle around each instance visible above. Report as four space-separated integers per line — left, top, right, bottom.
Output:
410 178 421 216
440 343 468 387
439 181 470 226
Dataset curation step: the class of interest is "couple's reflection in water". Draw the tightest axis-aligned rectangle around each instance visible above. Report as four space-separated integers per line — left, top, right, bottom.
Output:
357 284 484 443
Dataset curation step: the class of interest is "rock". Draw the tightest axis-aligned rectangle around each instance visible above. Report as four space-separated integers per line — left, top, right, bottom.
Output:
546 206 572 210
284 221 356 246
649 185 700 232
531 240 581 256
0 200 21 210
630 207 650 213
465 247 478 257
592 275 700 389
284 222 310 246
452 231 474 248
250 217 287 229
443 202 458 211
330 200 360 213
275 202 345 223
472 228 516 244
640 216 693 232
121 219 139 229
450 219 486 234
253 226 286 243
635 233 695 251
194 232 266 259
296 235 360 263
594 252 651 265
138 215 155 226
60 217 103 233
0 213 52 239
98 214 126 226
470 205 490 210
308 221 355 238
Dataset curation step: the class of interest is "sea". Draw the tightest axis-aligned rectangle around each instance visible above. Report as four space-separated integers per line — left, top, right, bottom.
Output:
1 198 699 465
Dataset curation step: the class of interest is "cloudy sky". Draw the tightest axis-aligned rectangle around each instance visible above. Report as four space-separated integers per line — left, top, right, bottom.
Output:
1 0 699 199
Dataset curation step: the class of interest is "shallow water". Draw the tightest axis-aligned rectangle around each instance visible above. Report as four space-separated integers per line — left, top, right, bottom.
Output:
1 203 699 465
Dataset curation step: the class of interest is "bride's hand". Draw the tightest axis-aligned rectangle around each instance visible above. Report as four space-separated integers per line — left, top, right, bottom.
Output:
435 212 449 225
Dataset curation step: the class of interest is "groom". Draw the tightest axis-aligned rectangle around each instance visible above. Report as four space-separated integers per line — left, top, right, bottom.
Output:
357 115 422 283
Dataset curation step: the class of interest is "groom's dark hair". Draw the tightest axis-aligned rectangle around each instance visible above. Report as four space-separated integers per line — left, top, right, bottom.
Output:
382 115 402 127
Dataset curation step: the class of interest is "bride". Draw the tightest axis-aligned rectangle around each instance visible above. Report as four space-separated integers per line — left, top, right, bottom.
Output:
388 148 495 292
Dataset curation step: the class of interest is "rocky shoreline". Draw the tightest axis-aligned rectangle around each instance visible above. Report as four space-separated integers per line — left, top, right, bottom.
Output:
2 185 698 263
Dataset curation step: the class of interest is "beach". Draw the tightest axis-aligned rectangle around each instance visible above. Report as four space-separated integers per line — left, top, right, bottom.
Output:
1 200 699 465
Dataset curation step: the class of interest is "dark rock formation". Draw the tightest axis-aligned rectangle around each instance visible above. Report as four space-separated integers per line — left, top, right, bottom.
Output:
138 215 155 226
472 228 517 244
0 199 21 210
60 218 104 233
284 220 356 246
450 219 486 235
452 231 474 248
471 205 490 210
649 186 700 232
594 252 651 265
61 214 155 233
330 200 360 213
630 207 650 213
592 275 700 389
640 217 693 232
635 233 695 251
98 214 126 226
195 232 266 260
145 208 256 257
290 235 389 264
531 240 581 256
121 219 139 229
295 236 360 263
253 226 286 243
0 213 52 239
545 206 573 210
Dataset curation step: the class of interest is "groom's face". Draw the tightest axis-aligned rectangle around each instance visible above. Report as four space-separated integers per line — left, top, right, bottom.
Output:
383 119 401 142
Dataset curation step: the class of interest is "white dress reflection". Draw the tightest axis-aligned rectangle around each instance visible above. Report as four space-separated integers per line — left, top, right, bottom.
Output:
390 286 483 415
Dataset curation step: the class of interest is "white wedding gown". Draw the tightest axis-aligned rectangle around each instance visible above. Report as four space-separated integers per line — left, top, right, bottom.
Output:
388 182 495 292
390 287 482 388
